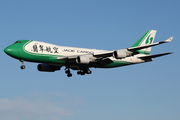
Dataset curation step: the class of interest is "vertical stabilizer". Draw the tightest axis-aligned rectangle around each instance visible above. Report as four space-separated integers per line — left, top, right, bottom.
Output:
132 30 157 54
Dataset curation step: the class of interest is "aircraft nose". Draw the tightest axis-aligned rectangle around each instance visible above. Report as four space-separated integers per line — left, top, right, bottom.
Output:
4 46 11 55
4 46 17 56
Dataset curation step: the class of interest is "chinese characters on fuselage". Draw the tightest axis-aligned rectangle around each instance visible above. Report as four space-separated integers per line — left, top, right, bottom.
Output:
32 44 58 54
31 44 94 54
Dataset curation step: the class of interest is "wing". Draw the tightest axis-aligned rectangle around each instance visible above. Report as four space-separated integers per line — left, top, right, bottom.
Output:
93 37 173 58
127 37 173 51
56 37 173 65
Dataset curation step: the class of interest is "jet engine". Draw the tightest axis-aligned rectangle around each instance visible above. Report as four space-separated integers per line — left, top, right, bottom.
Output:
37 64 61 72
113 49 131 59
76 56 90 64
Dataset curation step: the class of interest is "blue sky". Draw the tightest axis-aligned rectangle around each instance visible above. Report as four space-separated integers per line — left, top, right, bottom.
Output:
0 0 179 120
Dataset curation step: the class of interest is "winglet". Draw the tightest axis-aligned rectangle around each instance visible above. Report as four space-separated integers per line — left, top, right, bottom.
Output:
165 37 173 43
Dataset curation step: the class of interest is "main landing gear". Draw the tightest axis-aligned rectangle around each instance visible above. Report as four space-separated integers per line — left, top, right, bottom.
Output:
65 67 92 77
65 68 72 77
77 68 92 75
20 60 26 69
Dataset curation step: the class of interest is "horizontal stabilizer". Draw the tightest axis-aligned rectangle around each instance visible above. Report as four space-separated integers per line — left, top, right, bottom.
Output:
138 52 173 59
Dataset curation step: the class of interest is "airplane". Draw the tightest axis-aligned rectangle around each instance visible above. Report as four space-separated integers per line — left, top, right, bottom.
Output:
4 30 173 77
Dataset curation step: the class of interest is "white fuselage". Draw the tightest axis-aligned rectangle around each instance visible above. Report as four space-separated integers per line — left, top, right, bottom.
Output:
24 41 146 64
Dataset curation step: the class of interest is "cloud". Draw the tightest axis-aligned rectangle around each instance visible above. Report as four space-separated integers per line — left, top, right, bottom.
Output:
48 92 84 106
0 92 83 120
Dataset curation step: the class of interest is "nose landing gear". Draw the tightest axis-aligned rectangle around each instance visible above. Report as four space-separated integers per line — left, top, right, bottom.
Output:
20 60 26 69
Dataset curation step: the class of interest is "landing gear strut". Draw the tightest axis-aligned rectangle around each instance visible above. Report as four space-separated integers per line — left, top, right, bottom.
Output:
65 67 72 77
20 60 26 69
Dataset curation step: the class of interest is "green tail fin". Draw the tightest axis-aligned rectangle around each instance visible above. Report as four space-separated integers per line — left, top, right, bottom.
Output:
132 30 157 54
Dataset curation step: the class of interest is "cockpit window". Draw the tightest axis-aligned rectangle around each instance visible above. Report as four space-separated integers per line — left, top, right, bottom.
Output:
15 41 21 43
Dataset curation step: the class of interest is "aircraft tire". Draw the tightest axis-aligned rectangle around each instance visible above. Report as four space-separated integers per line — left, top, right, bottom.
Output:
20 65 26 69
67 73 72 77
86 70 92 74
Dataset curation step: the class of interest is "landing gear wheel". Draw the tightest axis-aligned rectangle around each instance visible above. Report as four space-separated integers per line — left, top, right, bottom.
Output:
20 65 26 69
81 72 85 75
67 73 72 77
77 71 81 75
77 71 85 76
86 70 92 74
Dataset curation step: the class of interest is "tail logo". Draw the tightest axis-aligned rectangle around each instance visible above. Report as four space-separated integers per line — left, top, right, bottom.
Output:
145 35 153 44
